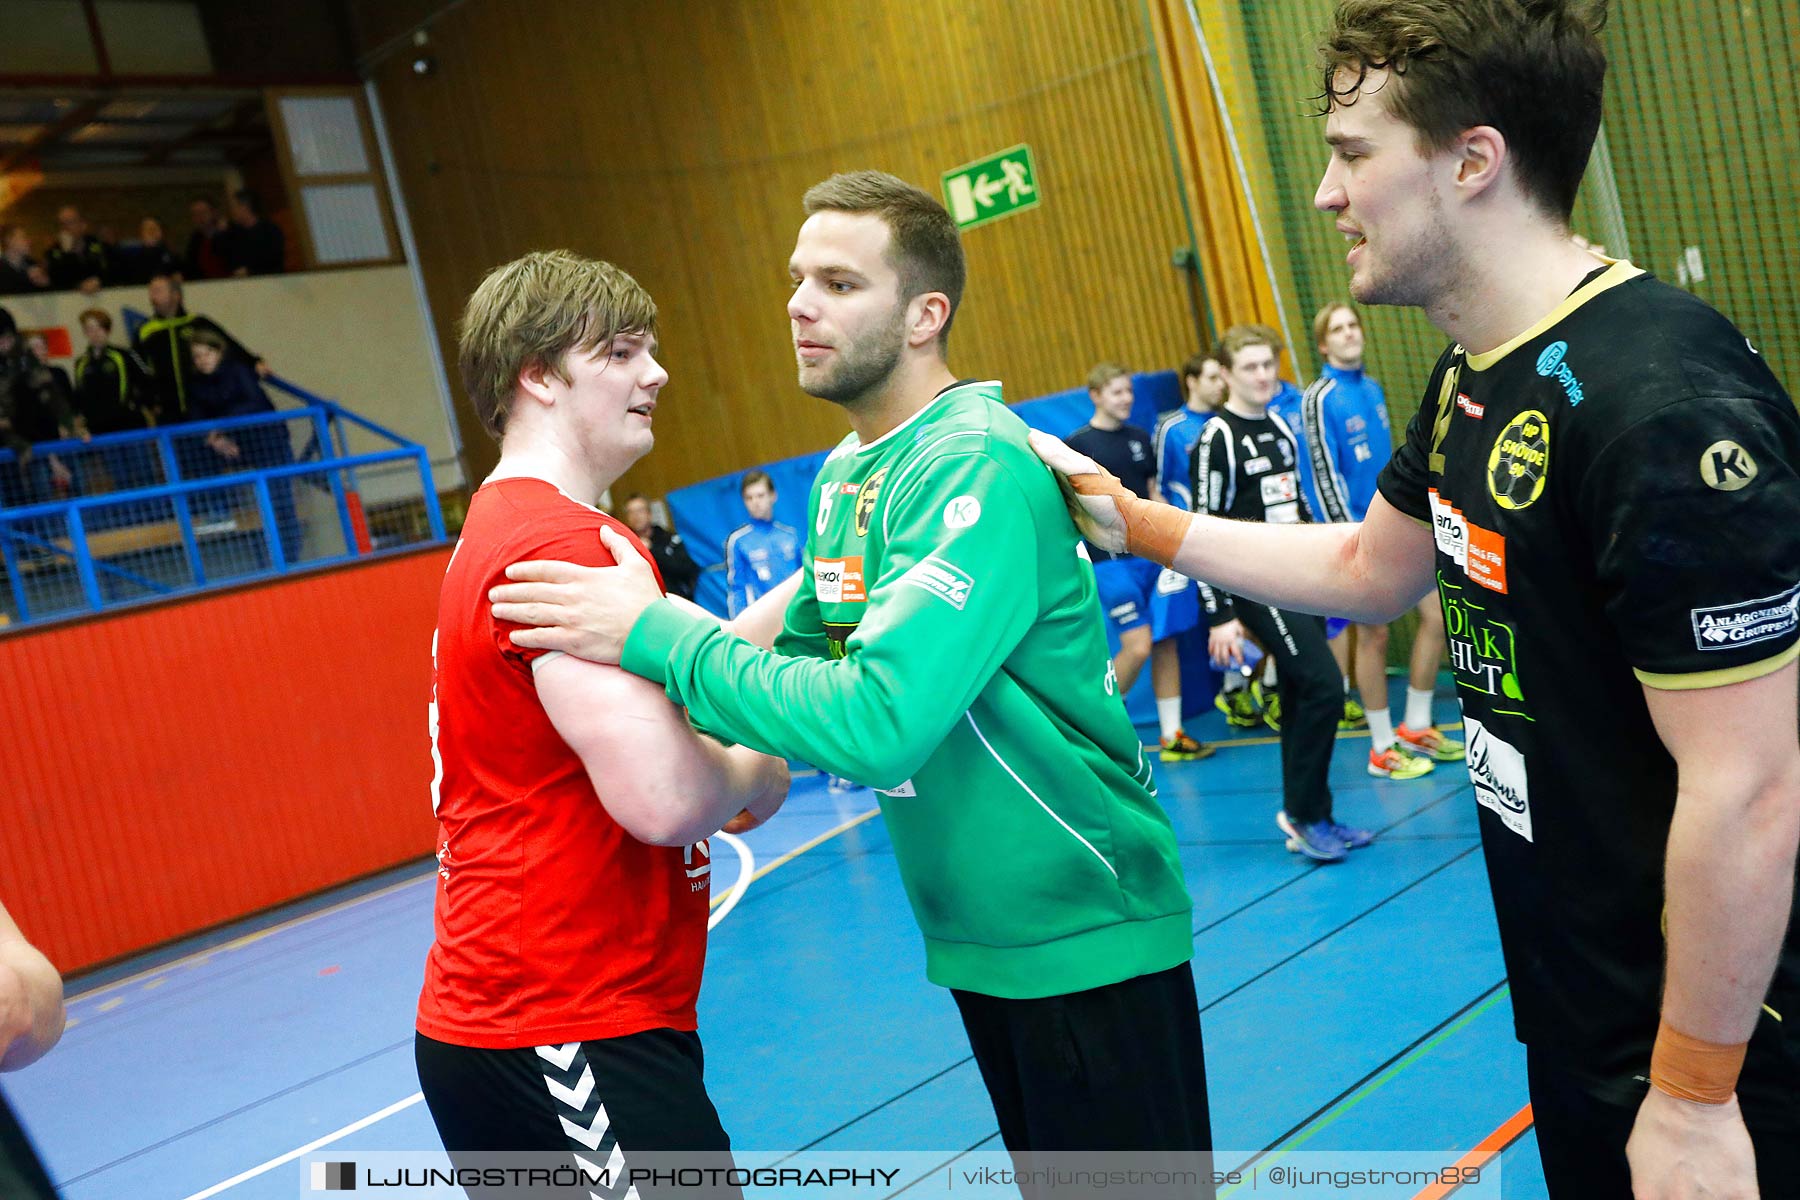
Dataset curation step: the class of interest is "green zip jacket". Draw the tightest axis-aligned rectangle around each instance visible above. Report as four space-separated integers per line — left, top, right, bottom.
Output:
623 381 1193 998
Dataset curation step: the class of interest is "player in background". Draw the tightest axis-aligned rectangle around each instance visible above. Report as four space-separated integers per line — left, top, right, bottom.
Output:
724 469 801 617
1191 324 1384 858
417 250 787 1186
1301 301 1455 778
1070 364 1211 761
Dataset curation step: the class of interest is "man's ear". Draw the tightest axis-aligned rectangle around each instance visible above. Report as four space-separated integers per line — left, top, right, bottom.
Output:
516 358 559 410
906 292 952 350
1452 125 1507 199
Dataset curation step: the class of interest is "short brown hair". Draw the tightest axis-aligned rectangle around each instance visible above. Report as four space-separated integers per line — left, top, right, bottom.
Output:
1180 352 1217 384
802 170 966 351
1318 0 1607 220
190 328 228 352
78 308 112 332
1312 301 1356 348
457 250 657 441
1086 363 1130 393
740 470 773 496
1215 325 1278 370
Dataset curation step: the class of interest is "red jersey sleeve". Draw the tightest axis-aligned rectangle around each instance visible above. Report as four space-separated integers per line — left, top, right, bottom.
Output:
483 485 665 671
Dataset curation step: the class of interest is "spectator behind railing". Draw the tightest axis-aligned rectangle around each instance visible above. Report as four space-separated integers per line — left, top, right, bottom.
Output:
0 227 49 296
73 309 154 437
188 327 300 560
226 188 285 277
117 216 182 287
1 330 78 509
183 195 233 281
133 274 266 424
45 206 110 295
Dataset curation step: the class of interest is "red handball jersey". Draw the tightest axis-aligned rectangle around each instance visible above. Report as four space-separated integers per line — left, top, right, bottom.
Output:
417 477 710 1049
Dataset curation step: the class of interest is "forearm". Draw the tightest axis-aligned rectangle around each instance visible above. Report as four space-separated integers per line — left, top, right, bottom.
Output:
1169 512 1419 623
726 569 801 649
0 937 65 1072
1661 764 1800 1043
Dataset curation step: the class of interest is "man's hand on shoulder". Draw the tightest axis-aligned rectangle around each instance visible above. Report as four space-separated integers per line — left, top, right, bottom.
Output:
490 526 666 665
1027 429 1130 554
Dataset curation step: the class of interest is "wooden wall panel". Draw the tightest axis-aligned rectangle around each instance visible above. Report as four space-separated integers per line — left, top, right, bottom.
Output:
355 0 1200 497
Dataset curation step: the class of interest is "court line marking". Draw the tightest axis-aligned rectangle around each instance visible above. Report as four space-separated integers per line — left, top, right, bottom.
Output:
176 1093 427 1200
170 808 882 1200
1410 1104 1534 1200
1145 720 1466 753
67 871 438 1005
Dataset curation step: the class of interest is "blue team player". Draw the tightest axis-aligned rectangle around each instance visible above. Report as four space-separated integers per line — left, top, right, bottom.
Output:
1068 363 1211 761
724 469 801 617
1301 301 1459 776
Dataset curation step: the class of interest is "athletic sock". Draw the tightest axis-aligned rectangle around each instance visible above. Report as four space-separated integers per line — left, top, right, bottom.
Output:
1405 686 1435 730
1367 707 1396 752
1157 696 1183 741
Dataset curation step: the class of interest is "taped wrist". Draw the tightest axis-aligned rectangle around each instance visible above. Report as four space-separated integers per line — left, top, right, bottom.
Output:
1650 1018 1746 1104
1065 471 1192 566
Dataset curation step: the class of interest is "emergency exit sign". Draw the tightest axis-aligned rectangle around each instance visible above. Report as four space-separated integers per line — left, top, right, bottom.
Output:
941 145 1040 231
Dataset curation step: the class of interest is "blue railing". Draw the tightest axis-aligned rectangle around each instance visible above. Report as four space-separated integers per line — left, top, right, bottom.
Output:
0 377 447 627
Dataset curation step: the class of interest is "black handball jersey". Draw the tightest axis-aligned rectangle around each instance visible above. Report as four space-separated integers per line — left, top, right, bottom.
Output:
1376 260 1800 1076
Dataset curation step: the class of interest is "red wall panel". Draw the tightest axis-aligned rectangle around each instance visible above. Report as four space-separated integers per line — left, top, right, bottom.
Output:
0 547 452 972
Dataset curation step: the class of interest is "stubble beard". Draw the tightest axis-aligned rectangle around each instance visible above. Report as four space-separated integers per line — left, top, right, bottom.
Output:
797 303 909 409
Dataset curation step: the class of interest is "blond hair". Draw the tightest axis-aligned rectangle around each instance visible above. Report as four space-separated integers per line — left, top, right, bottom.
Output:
1312 301 1357 349
1086 362 1131 393
1215 325 1278 370
457 250 657 441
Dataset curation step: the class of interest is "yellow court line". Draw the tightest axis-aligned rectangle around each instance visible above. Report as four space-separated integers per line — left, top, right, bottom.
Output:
712 807 883 908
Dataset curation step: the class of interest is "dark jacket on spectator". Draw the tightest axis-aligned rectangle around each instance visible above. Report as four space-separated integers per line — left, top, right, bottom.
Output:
189 358 274 423
183 227 232 280
45 235 110 291
646 525 700 600
118 241 182 287
8 359 75 444
228 219 286 276
132 310 258 423
73 344 155 435
0 255 48 296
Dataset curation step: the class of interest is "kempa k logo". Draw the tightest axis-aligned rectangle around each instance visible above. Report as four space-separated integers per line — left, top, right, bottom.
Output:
1700 440 1757 491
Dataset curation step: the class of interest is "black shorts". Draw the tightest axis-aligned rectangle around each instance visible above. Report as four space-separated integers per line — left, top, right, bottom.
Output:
952 963 1213 1166
415 1027 739 1199
0 1088 57 1200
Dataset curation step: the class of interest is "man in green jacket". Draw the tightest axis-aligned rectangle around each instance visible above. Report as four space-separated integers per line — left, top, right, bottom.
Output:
491 171 1212 1162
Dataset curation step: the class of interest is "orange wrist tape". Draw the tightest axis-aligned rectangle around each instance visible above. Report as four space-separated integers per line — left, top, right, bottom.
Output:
1065 471 1192 566
1650 1019 1747 1104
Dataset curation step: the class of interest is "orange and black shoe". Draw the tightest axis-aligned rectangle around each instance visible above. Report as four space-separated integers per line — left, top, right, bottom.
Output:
1160 730 1215 762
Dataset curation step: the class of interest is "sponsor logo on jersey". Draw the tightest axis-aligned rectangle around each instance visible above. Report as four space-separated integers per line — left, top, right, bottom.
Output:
1464 716 1532 842
1346 415 1367 433
1440 575 1531 719
1353 442 1373 462
683 841 712 891
1260 472 1299 505
813 556 867 604
943 495 981 529
839 482 861 494
1155 568 1189 596
1430 490 1508 595
1244 455 1272 476
1487 409 1550 510
1534 340 1585 406
854 468 887 537
1699 440 1758 492
901 555 974 610
1690 581 1800 651
877 780 916 798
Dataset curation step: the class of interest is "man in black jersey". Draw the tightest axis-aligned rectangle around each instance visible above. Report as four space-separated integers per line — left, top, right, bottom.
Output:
1190 326 1369 861
1066 363 1211 762
1034 2 1799 1196
1 898 64 1199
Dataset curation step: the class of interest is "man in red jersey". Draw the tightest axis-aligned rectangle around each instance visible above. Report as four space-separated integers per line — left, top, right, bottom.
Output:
417 250 789 1189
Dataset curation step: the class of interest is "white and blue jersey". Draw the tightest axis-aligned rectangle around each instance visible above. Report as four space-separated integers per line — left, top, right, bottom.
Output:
724 517 801 616
1265 379 1322 520
1299 363 1394 523
1151 406 1208 511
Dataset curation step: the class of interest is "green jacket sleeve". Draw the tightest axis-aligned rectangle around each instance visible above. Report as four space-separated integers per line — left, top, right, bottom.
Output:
622 449 1039 788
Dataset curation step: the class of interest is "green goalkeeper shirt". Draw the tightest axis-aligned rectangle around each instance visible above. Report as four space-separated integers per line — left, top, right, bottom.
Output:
622 380 1193 999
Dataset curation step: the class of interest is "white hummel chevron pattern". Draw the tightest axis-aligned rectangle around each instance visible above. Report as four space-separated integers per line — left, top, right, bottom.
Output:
537 1042 639 1200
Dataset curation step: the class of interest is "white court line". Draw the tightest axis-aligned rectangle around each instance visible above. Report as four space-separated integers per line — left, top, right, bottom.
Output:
180 831 770 1196
176 1092 426 1200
